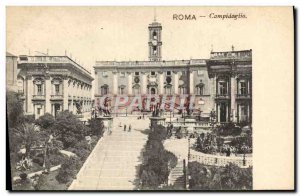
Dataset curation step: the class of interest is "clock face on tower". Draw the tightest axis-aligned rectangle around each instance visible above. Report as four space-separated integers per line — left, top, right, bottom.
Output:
152 40 158 46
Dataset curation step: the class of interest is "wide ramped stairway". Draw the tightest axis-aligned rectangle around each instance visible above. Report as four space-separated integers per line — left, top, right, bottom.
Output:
69 117 149 190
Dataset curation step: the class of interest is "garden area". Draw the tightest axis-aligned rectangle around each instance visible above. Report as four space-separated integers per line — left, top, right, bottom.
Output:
188 161 252 190
7 91 104 190
194 122 252 156
138 124 177 190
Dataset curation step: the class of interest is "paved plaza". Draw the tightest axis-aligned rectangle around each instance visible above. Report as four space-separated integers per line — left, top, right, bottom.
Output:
69 116 150 190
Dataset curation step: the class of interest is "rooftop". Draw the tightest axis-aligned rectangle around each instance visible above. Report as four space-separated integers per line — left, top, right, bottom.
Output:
6 52 17 57
18 55 91 75
95 59 206 68
210 49 252 60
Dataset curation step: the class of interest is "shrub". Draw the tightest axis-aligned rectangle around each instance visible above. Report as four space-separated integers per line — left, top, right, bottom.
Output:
19 173 28 181
35 113 55 130
139 125 177 189
56 156 82 184
89 118 104 137
188 162 252 190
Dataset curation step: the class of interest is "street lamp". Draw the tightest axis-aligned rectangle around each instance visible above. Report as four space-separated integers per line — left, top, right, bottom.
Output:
241 143 249 166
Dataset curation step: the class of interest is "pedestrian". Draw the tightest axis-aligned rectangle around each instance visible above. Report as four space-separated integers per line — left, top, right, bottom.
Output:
143 113 145 119
124 124 127 132
129 124 131 132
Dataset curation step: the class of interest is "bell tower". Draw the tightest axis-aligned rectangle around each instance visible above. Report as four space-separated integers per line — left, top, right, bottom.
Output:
148 18 162 61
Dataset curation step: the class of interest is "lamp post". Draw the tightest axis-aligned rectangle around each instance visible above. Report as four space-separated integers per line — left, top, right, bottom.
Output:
241 143 248 166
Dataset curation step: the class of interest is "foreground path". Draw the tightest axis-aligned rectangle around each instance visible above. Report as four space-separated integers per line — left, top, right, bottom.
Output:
69 117 149 190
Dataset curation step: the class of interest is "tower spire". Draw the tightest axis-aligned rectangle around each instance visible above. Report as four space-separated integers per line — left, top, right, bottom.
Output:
154 8 157 22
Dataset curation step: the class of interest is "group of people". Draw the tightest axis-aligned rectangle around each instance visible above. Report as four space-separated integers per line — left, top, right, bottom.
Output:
137 113 145 119
119 122 132 132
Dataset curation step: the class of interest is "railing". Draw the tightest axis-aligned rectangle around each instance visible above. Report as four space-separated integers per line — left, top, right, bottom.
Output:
236 94 251 99
32 95 45 100
95 59 206 67
50 94 63 100
215 94 230 99
18 56 91 75
210 50 252 60
189 153 252 168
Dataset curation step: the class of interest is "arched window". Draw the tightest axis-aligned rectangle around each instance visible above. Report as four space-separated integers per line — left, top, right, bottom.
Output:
119 85 126 95
133 84 141 95
101 84 109 95
152 31 157 40
164 84 172 95
196 82 205 95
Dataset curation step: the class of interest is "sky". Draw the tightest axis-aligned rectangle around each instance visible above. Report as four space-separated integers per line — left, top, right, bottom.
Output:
6 6 260 73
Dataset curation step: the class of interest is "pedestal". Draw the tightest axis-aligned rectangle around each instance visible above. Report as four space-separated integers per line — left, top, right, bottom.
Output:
98 116 113 134
149 116 166 131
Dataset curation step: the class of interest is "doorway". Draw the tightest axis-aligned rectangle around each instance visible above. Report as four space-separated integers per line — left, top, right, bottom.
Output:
150 87 156 94
220 103 227 122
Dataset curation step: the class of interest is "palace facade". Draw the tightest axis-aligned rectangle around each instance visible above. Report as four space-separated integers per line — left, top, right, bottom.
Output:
17 55 93 119
94 20 252 123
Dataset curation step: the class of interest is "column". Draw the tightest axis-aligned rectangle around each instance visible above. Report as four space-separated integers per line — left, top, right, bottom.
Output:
231 75 236 122
63 78 69 111
113 71 118 95
45 76 51 114
127 72 132 95
174 71 178 94
189 70 194 94
159 72 164 94
142 72 147 94
94 71 98 96
27 76 33 114
217 103 220 122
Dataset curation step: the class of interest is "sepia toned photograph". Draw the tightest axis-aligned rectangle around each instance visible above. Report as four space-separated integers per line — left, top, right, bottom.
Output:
6 6 294 191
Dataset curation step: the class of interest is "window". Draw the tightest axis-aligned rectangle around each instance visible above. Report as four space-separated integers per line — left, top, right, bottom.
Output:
120 72 125 77
219 82 227 95
153 46 157 55
240 81 247 95
102 71 108 77
167 71 171 76
37 108 41 115
37 84 42 95
119 86 125 95
135 72 139 76
101 85 109 95
153 31 157 40
151 71 155 76
197 86 204 95
133 84 141 95
179 87 186 94
55 84 60 95
165 87 172 95
197 70 204 76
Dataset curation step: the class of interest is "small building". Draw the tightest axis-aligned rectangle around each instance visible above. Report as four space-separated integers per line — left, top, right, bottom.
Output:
6 52 19 92
17 55 93 119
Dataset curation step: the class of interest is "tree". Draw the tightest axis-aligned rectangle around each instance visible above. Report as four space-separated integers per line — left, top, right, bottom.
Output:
52 111 88 148
7 91 24 128
56 156 82 184
35 113 55 130
89 118 104 137
11 123 40 158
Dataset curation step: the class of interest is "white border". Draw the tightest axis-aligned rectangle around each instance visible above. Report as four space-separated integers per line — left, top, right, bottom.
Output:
1 0 298 196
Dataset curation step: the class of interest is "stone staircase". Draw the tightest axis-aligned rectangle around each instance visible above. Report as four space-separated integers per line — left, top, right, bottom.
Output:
168 159 185 189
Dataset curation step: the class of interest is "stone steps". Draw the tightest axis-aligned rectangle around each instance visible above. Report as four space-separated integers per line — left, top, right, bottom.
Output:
168 160 185 189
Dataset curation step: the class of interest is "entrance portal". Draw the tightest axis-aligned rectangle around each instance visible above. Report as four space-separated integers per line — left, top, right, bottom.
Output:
220 103 227 122
150 87 156 94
